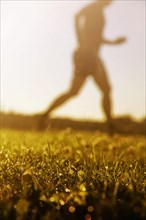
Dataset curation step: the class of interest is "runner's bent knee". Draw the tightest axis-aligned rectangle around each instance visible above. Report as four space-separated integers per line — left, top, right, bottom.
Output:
68 87 80 97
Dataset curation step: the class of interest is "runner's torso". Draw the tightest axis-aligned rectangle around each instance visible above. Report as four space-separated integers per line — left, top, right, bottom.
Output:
79 3 105 52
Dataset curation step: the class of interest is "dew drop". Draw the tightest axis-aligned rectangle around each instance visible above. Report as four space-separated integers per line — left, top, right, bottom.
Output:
69 205 76 213
87 206 94 212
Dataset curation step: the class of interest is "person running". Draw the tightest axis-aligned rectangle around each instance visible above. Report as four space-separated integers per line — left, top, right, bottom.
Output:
39 0 126 130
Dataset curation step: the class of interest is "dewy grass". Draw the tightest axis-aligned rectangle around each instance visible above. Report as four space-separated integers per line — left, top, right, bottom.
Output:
0 129 145 220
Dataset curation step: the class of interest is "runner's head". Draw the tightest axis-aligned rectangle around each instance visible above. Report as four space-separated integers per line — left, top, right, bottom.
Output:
97 0 113 8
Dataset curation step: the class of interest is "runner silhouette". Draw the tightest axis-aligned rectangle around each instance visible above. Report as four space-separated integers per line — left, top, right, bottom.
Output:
39 0 126 130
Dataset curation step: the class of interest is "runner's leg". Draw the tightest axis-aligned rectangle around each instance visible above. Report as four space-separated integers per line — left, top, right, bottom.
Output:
92 58 112 122
45 74 87 115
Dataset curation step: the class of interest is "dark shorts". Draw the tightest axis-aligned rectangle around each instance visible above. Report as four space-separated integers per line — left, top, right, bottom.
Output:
73 48 97 75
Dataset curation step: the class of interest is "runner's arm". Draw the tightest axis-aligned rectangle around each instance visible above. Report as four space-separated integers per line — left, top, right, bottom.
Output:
102 37 127 45
75 12 82 44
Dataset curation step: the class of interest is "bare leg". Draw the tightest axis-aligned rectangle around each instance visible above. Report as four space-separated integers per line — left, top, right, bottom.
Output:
37 74 87 130
92 58 112 123
45 74 87 115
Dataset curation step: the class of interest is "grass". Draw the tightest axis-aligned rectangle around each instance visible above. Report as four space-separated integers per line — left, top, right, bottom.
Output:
0 129 145 220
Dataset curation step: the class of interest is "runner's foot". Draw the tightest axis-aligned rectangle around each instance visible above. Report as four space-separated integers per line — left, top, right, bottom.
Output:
107 120 115 136
37 113 50 130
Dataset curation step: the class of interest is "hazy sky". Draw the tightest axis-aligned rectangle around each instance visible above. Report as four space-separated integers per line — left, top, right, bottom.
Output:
1 0 145 121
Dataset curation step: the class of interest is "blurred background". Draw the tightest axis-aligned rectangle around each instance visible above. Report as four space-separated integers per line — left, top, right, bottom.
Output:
1 0 145 122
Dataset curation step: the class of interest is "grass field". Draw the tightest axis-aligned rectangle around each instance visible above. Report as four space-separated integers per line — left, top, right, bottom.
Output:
0 129 145 220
